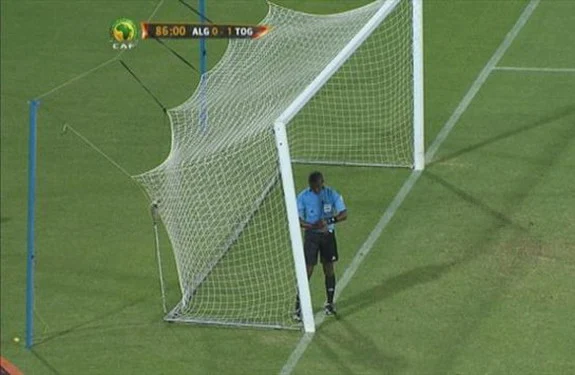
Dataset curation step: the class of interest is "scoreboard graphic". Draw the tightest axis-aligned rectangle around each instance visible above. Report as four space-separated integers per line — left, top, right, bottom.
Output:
110 18 270 50
141 23 270 39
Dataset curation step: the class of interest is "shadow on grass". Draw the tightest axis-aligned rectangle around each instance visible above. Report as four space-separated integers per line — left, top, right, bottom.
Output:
430 104 575 166
34 297 147 347
419 110 575 374
424 171 529 233
31 350 62 375
330 262 457 323
318 317 407 375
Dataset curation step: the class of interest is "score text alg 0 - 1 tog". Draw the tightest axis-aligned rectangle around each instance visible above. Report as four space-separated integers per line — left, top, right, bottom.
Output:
141 23 271 39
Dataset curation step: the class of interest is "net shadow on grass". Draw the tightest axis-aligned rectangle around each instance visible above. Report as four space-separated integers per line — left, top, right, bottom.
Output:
315 165 558 373
429 104 575 166
323 167 545 326
424 171 548 267
424 172 531 234
316 318 407 375
418 121 575 373
34 297 147 347
314 334 356 375
323 125 571 329
30 350 62 375
328 261 457 323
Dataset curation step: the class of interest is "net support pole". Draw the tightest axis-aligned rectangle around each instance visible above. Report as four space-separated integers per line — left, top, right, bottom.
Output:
199 0 208 132
273 121 315 333
151 202 168 314
412 0 425 170
26 99 40 349
276 0 400 125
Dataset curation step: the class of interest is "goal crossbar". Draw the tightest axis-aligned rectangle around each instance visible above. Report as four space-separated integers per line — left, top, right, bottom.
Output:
277 0 402 126
136 0 423 333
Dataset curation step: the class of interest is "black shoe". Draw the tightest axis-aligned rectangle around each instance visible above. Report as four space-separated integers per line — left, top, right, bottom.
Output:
324 302 336 316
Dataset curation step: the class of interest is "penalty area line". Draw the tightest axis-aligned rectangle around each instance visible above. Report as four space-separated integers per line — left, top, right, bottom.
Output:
278 1 540 374
493 66 575 73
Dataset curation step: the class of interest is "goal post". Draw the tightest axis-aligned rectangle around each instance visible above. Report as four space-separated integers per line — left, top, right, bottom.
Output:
412 0 424 170
287 0 424 168
276 0 404 126
274 121 315 333
22 0 425 341
132 0 424 332
271 0 423 332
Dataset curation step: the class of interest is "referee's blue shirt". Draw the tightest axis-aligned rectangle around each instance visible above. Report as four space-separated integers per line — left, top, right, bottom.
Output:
297 186 346 233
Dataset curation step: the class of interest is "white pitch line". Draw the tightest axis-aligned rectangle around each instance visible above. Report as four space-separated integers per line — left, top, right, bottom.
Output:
425 0 540 162
35 58 119 100
278 1 540 374
35 0 164 100
146 0 164 21
494 66 575 73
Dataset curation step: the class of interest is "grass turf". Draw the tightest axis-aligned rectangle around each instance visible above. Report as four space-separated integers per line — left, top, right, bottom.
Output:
1 0 574 374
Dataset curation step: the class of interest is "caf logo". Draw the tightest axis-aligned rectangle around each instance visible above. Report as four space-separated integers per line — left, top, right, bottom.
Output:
110 18 139 50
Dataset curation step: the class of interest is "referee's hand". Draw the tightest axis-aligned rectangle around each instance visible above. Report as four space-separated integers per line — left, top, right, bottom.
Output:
312 220 328 232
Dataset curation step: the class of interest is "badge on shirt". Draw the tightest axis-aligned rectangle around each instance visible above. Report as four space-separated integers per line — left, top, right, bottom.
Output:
323 203 332 214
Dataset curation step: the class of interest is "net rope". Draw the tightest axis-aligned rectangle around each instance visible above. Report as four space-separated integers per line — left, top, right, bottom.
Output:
133 0 413 328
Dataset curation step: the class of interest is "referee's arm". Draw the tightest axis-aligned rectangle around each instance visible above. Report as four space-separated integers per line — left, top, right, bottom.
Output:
297 192 323 230
330 191 348 223
299 218 325 230
334 209 347 223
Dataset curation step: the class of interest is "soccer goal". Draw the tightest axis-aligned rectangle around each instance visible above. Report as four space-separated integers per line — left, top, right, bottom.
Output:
133 0 423 333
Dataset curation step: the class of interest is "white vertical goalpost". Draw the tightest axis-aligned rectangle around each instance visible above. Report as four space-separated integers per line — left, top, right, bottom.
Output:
274 123 316 332
275 0 423 332
412 0 424 171
20 0 428 351
133 0 423 334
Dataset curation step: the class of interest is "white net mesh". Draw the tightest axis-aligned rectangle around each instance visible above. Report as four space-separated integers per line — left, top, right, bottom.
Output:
289 0 414 167
133 0 414 329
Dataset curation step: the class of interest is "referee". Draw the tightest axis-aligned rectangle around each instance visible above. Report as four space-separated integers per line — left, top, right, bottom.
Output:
294 171 347 319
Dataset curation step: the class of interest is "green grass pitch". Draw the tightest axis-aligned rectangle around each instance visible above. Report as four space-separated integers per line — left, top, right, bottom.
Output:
1 0 574 374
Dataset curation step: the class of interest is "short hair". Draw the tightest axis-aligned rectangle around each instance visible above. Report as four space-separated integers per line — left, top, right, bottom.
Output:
308 171 323 185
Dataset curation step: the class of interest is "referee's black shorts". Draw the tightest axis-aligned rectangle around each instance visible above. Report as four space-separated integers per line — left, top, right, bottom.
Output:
303 231 338 266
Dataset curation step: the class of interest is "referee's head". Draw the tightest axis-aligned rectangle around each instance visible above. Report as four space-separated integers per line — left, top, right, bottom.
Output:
308 171 324 193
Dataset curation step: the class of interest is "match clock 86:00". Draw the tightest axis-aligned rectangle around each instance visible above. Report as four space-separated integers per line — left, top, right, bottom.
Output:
152 24 188 38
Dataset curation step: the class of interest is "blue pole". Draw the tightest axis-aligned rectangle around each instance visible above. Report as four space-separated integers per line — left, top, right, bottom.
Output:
199 0 208 132
26 100 39 349
199 0 207 74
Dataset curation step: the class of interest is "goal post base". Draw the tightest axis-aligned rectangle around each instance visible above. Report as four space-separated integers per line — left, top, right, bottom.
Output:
135 0 423 332
163 302 301 331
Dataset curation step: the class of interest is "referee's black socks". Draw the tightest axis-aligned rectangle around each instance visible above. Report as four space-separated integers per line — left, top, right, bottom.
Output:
325 275 336 304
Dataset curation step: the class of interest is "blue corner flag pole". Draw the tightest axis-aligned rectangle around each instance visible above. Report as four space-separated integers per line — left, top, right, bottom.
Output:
199 0 208 132
26 100 40 349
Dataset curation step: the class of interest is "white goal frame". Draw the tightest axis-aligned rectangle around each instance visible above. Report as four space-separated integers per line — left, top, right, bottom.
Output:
274 0 424 333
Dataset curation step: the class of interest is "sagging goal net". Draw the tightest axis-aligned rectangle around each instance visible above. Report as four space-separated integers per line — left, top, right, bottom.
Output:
134 0 420 329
